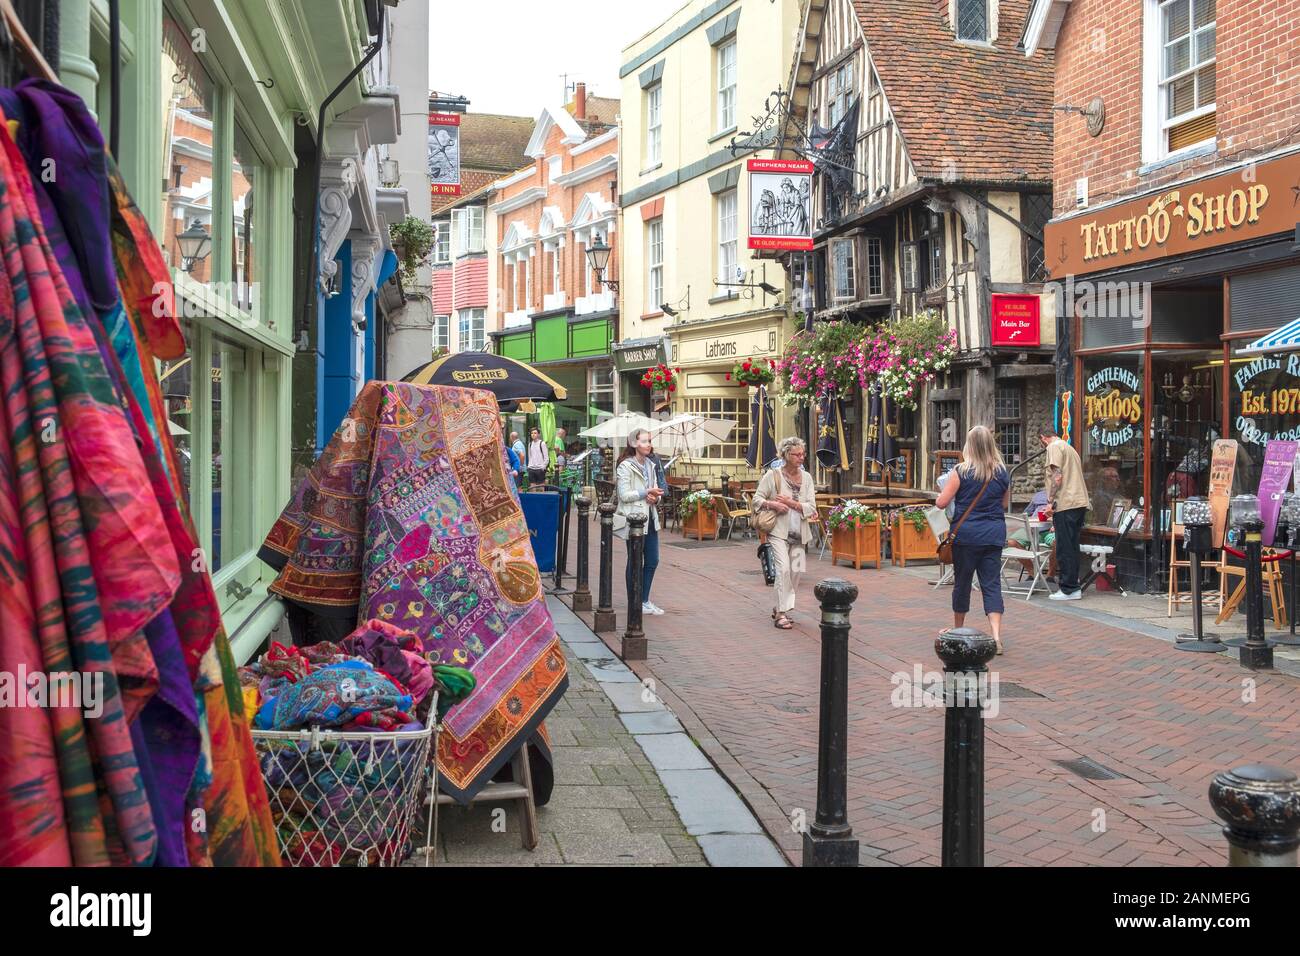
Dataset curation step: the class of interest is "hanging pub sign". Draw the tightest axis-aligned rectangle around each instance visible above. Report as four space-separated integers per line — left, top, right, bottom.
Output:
1233 355 1300 446
428 113 462 196
747 158 813 251
990 294 1042 348
1084 366 1142 448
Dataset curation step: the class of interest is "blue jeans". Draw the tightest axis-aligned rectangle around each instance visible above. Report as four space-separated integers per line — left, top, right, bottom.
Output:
626 527 660 605
952 544 1005 616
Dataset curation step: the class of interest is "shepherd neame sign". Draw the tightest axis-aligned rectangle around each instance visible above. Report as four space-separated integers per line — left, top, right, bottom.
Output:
1044 150 1300 278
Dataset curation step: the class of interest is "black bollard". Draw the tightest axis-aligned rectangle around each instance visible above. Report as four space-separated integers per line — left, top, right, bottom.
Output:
1208 764 1300 866
594 503 616 633
935 626 998 867
573 496 592 612
622 514 647 661
1238 517 1274 670
802 579 860 867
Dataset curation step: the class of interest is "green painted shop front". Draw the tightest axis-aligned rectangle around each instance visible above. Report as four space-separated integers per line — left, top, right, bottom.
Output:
495 312 615 435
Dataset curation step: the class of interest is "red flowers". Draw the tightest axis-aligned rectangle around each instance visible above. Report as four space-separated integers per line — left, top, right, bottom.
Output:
641 364 678 392
731 357 775 387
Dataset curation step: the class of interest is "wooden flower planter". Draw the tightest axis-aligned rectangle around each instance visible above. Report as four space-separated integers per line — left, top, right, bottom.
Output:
682 507 719 541
831 521 882 570
891 514 938 567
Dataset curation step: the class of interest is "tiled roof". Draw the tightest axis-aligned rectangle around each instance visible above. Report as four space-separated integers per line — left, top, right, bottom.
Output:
458 112 534 172
849 0 1054 185
570 95 621 131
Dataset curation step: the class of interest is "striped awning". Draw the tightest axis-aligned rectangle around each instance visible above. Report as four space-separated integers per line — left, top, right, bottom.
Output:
1240 316 1300 355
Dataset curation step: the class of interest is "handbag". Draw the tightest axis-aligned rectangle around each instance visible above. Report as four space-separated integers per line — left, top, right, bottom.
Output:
753 508 778 535
936 472 992 565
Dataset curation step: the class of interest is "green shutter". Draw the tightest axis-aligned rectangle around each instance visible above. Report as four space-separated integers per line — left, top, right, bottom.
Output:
535 316 567 362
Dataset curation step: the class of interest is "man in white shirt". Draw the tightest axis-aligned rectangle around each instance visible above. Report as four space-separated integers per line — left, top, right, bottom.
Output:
526 428 549 486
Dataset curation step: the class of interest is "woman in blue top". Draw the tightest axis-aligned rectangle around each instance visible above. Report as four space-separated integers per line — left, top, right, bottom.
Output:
935 425 1012 654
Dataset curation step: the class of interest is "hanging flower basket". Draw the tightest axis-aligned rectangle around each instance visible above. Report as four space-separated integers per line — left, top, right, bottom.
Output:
774 320 867 406
728 357 777 387
641 364 679 394
862 310 957 411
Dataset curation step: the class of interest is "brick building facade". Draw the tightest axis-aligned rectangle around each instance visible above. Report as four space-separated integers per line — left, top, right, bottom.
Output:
1028 0 1300 590
489 85 621 437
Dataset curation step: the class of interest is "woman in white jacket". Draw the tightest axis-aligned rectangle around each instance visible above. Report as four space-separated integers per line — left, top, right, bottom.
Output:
614 429 666 615
752 436 818 629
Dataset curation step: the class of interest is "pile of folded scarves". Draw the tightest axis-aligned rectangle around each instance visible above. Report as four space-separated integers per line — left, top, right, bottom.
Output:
238 620 476 865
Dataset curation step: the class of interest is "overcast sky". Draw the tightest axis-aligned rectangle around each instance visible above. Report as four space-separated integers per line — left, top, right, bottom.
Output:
429 0 690 117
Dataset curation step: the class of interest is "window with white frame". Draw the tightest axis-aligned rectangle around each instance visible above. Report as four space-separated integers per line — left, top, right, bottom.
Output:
831 237 856 302
717 40 737 132
646 84 662 167
525 256 533 310
865 236 884 297
432 220 450 264
548 157 562 182
1156 0 1216 153
434 314 450 351
827 61 852 127
551 246 561 296
955 0 990 42
646 219 664 312
453 205 485 256
582 241 592 296
458 308 485 351
717 189 738 285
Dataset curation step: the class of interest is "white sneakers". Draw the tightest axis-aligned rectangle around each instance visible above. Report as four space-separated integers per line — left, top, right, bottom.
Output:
1049 589 1082 601
642 602 665 615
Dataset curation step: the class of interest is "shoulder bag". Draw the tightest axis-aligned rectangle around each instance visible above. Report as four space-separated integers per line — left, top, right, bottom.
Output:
936 472 992 565
752 471 779 535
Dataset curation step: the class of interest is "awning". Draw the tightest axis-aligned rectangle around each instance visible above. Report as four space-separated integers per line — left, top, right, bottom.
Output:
1240 316 1300 355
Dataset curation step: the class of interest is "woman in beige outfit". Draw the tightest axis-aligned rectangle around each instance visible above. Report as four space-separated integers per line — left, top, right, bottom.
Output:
753 437 818 629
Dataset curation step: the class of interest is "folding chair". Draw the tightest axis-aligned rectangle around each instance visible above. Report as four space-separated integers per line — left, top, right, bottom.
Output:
1001 513 1052 601
715 496 751 540
1078 508 1138 595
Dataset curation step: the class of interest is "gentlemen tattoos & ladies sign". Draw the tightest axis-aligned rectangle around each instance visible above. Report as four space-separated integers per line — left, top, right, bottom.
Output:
1084 366 1142 448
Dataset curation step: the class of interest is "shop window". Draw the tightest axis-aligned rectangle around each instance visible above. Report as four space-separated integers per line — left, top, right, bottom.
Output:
211 338 252 573
232 122 259 312
1157 0 1216 153
956 0 990 42
589 365 615 416
161 15 217 283
717 189 738 285
1153 349 1221 508
995 383 1024 464
683 397 750 460
831 237 856 302
1228 342 1300 496
716 39 737 132
1081 353 1146 527
458 308 486 351
826 61 852 127
933 399 962 450
646 218 664 312
865 236 884 298
432 221 450 264
645 83 662 167
1021 192 1051 284
159 324 195 511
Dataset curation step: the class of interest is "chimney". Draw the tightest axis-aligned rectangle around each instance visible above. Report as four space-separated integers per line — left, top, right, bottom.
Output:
574 82 587 120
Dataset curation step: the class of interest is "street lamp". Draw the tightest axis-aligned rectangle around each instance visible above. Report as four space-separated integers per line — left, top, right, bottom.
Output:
584 233 618 292
177 219 211 273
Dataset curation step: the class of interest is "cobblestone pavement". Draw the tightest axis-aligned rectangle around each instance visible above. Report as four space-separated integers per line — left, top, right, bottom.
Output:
415 638 707 866
574 523 1300 866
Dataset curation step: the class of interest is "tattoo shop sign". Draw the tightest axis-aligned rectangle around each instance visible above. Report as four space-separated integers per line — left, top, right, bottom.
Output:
1084 365 1142 448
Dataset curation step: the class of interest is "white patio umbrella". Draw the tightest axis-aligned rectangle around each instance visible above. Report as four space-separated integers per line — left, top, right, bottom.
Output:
578 411 661 442
648 414 735 458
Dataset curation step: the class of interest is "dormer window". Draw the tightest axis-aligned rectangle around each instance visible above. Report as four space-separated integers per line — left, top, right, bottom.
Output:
956 0 990 43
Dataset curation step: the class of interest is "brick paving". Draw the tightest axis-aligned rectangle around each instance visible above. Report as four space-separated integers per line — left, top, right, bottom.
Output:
572 521 1300 866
